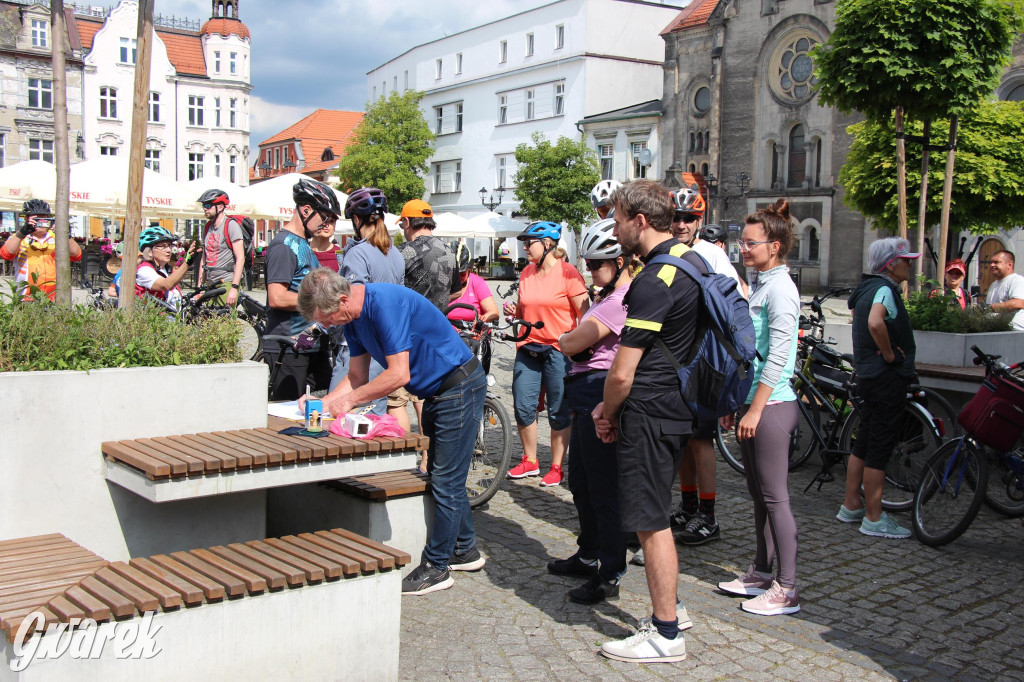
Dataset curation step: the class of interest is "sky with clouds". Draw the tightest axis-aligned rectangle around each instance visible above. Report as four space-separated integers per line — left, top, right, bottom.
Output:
154 0 554 156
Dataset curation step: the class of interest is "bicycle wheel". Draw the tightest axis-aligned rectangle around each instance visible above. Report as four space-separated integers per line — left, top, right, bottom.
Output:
715 394 820 475
912 438 988 547
840 403 940 512
982 442 1024 517
467 395 513 508
919 387 963 440
237 318 262 361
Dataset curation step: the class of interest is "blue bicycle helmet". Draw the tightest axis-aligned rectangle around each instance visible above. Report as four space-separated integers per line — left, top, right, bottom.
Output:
139 226 176 250
517 221 561 242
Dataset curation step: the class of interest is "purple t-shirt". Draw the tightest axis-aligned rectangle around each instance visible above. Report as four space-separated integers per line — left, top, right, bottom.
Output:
570 283 630 374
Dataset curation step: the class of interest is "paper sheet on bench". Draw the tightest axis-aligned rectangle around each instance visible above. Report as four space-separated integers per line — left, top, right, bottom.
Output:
267 401 336 422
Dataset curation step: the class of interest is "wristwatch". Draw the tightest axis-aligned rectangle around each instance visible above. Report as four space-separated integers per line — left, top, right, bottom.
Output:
231 283 240 290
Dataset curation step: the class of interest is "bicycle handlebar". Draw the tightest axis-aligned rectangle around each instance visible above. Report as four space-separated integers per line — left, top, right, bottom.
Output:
498 318 544 343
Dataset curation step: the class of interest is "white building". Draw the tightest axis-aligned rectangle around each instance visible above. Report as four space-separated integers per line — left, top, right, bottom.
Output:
75 0 251 186
366 0 682 218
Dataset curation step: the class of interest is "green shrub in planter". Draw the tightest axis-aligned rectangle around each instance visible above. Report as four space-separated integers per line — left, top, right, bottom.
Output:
906 283 1013 333
0 285 241 372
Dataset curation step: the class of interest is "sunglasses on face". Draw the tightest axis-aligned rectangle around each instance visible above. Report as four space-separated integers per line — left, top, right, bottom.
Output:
675 213 700 224
521 238 538 247
585 259 609 271
202 202 217 210
30 218 54 227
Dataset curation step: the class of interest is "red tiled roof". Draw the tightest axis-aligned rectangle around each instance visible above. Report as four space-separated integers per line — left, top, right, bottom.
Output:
661 0 720 35
258 109 364 175
74 16 207 77
200 17 250 40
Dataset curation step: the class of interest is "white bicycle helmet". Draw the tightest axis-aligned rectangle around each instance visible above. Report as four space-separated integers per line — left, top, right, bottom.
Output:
580 218 621 259
590 179 622 210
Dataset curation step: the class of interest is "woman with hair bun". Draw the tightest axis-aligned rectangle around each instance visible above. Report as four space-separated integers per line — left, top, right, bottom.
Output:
718 199 802 616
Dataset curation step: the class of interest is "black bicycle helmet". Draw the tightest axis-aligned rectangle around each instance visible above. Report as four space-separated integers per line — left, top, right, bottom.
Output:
344 187 388 220
455 242 472 272
197 189 229 206
22 199 52 216
700 223 728 244
293 177 342 217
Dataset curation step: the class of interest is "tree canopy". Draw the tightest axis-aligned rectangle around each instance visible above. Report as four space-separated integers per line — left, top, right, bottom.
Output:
513 132 600 231
335 91 435 207
813 0 1024 121
840 99 1024 234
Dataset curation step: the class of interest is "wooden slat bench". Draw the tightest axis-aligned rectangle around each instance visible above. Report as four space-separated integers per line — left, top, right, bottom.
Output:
268 470 435 577
0 532 408 679
102 415 430 503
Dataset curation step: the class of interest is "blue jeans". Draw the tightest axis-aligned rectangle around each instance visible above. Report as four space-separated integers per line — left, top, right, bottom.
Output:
567 371 627 581
512 347 572 430
330 345 387 416
421 365 487 568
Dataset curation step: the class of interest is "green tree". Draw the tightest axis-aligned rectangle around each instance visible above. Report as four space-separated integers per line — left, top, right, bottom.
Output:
841 99 1024 235
513 132 600 232
335 91 435 207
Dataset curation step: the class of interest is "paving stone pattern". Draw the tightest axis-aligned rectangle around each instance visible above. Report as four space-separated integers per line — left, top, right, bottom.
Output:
399 293 1024 682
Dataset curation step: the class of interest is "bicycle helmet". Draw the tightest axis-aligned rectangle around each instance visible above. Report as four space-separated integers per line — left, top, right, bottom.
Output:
455 242 472 272
139 226 176 250
293 177 342 217
579 219 621 259
699 223 728 244
197 189 229 206
671 184 706 216
343 187 388 220
517 221 561 242
590 180 622 210
22 199 52 216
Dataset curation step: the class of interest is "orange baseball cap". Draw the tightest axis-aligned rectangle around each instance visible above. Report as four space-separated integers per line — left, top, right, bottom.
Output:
396 199 433 224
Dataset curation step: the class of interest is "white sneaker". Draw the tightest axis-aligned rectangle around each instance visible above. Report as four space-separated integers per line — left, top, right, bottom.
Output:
600 620 686 663
640 605 693 632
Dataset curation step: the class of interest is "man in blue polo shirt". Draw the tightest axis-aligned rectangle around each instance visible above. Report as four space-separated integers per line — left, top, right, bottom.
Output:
297 268 487 596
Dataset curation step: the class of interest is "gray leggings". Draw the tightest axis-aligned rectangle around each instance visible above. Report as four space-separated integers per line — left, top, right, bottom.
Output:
739 401 799 588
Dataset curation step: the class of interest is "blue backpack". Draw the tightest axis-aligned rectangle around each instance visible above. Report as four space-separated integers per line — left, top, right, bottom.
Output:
647 252 757 420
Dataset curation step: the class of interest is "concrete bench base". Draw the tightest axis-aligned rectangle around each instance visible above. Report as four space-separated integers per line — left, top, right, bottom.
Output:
268 484 433 576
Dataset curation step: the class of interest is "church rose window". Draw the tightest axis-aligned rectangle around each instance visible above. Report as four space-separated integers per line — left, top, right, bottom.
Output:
770 31 819 104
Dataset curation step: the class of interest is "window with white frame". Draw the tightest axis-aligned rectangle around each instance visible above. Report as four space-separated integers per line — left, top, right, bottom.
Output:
99 86 117 119
525 89 535 120
214 97 222 127
433 102 464 135
599 144 614 180
556 24 565 49
145 149 160 172
31 19 47 47
434 106 443 135
631 141 648 179
456 103 463 132
215 154 221 178
29 138 53 162
100 146 117 156
498 95 507 124
214 51 221 74
433 163 442 193
0 134 5 168
456 53 463 75
229 155 236 183
381 80 386 95
119 37 137 64
393 76 397 91
455 161 462 192
188 153 204 180
188 96 204 126
496 154 516 188
435 58 442 79
229 52 237 74
554 83 564 116
499 40 507 63
274 148 279 168
148 91 160 122
525 32 534 57
27 78 52 109
404 70 409 90
229 99 237 129
372 85 376 100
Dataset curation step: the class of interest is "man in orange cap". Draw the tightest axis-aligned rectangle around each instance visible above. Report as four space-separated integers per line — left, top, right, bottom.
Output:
395 199 460 311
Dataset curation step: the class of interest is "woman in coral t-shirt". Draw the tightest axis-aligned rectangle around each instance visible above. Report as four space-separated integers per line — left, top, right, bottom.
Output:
502 222 588 487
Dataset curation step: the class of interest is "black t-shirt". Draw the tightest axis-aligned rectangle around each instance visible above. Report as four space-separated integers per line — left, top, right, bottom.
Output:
620 237 706 418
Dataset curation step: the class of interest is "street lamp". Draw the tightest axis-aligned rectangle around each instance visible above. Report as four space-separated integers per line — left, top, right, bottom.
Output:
479 186 504 212
736 172 750 196
282 160 296 171
258 162 271 178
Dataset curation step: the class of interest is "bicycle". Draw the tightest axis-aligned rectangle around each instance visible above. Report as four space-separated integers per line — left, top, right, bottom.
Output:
911 346 1024 546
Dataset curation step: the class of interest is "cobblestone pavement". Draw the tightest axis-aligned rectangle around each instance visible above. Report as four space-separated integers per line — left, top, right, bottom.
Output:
398 304 1024 682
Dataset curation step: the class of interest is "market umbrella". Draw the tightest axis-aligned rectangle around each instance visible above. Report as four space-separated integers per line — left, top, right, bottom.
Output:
69 158 200 217
182 177 249 214
233 173 348 222
467 211 526 238
0 160 55 210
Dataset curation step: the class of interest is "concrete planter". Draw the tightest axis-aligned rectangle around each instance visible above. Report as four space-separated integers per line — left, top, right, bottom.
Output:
0 362 268 561
823 323 1022 367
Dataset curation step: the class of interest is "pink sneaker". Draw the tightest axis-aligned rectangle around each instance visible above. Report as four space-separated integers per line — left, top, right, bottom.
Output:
507 456 540 479
718 565 774 596
540 465 563 487
741 580 800 616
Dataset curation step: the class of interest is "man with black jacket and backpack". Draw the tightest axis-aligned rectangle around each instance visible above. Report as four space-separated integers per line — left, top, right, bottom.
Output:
197 189 244 306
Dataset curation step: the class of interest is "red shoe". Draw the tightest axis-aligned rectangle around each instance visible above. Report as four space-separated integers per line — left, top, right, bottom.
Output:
507 456 540 479
540 465 563 487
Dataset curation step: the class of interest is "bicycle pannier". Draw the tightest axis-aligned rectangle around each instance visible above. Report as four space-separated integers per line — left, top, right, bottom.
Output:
957 375 1024 452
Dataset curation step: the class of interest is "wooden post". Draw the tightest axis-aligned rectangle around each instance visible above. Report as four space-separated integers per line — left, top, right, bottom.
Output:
118 0 154 311
51 0 71 306
936 116 959 295
915 120 931 290
894 107 908 240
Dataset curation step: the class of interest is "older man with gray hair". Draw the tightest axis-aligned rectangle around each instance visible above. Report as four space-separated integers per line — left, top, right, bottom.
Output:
296 269 487 596
837 237 920 539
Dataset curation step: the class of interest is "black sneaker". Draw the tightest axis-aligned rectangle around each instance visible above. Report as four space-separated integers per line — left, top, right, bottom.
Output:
402 561 454 596
547 553 599 578
675 511 720 546
449 546 485 572
569 575 620 605
669 501 696 529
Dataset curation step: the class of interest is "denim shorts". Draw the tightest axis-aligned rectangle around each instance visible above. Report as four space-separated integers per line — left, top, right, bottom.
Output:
512 346 572 430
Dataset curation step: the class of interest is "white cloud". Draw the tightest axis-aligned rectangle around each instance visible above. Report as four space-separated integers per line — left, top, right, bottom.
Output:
249 95 316 144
